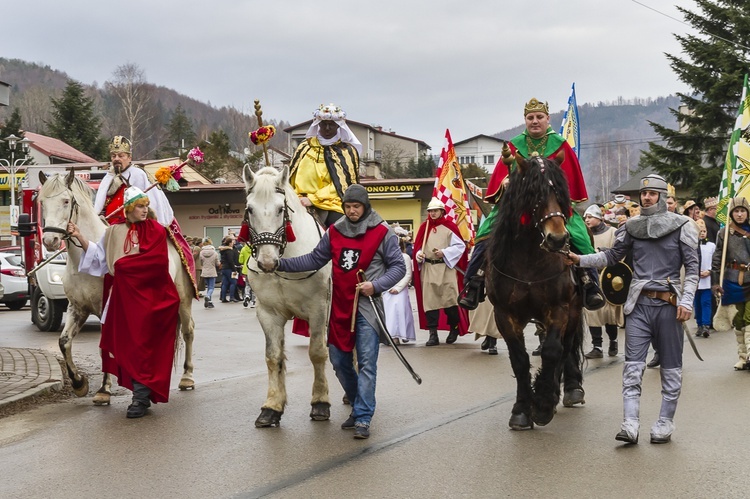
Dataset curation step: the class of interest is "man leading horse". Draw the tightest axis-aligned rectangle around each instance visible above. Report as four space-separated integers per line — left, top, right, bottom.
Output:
566 174 699 445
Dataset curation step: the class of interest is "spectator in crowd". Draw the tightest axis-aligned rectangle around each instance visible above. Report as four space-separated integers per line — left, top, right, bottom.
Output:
683 200 702 222
219 236 240 303
199 238 219 308
702 196 720 243
694 219 715 338
666 195 678 213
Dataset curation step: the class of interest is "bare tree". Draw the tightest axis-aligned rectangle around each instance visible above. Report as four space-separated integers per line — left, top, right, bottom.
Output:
379 142 409 178
105 63 153 150
16 85 58 133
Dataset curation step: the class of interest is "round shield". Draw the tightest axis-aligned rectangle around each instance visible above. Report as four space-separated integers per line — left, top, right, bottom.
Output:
599 262 633 306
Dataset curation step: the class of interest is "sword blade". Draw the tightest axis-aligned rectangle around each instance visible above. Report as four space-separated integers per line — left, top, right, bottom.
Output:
682 322 704 361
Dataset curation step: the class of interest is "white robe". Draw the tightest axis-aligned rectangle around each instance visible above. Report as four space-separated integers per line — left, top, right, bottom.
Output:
383 253 416 342
94 166 174 226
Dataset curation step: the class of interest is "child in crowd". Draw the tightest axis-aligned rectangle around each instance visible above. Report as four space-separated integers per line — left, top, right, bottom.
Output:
695 219 715 337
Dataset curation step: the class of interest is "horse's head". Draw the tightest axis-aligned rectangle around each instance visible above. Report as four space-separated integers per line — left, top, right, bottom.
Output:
515 155 571 253
243 164 292 273
37 170 83 251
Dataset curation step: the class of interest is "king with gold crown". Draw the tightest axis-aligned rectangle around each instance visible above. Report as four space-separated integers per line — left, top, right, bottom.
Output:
459 97 605 312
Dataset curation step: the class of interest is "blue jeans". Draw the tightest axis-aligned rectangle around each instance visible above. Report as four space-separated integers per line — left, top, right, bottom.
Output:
220 268 237 301
328 312 380 426
204 276 216 301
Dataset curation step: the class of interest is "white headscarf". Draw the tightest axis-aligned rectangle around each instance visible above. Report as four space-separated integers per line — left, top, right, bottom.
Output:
304 103 362 156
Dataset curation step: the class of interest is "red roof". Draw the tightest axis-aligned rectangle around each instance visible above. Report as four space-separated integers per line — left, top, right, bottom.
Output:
25 132 97 163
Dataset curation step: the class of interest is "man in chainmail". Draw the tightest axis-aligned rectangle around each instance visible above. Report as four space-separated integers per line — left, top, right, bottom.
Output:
566 174 699 445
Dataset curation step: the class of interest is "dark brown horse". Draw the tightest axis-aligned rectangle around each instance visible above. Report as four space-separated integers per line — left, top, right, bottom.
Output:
485 155 585 430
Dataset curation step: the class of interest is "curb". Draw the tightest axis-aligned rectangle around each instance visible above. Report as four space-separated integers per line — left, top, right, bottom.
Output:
0 348 65 408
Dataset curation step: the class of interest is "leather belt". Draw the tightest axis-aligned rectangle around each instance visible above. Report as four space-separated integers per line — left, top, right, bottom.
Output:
727 262 750 285
424 258 444 264
641 289 677 306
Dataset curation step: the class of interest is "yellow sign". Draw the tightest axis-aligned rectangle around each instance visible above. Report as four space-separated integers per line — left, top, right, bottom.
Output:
365 184 420 193
0 173 25 191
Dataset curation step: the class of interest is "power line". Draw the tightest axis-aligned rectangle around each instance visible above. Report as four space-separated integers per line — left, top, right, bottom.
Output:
631 0 750 53
579 137 667 150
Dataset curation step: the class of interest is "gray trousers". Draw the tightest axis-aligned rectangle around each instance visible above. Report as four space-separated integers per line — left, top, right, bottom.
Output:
625 301 684 369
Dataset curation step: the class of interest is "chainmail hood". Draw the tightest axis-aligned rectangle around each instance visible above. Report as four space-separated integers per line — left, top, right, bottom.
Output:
625 197 688 240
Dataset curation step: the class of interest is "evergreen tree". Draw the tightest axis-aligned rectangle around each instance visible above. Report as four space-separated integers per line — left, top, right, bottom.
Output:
0 108 24 164
405 156 437 178
161 104 196 159
197 129 245 181
47 80 109 161
640 0 750 198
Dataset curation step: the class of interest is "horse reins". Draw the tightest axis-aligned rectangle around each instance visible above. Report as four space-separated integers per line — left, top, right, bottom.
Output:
41 190 83 249
492 264 569 286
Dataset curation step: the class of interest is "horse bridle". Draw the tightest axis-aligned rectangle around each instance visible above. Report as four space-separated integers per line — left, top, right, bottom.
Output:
246 186 293 259
41 189 82 248
529 158 569 253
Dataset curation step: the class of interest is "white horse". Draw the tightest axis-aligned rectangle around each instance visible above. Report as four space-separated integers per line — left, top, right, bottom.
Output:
37 170 196 404
242 164 332 427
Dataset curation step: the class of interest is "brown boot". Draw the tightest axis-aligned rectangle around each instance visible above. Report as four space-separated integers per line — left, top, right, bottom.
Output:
426 330 439 346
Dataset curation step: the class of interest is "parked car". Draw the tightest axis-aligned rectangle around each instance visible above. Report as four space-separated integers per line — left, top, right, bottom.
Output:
0 252 29 310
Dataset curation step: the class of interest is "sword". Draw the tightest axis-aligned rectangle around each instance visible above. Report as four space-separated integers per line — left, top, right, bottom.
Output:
682 321 704 361
356 270 422 385
666 278 703 361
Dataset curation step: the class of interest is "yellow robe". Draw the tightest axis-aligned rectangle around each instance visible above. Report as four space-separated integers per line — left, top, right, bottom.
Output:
289 137 359 213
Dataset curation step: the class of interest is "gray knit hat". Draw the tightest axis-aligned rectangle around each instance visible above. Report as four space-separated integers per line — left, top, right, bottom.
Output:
342 184 370 208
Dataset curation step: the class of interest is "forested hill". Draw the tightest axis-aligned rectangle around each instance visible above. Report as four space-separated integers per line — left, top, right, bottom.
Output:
0 58 290 160
494 96 681 203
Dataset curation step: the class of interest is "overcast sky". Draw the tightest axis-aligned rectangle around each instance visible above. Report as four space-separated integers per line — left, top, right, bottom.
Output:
2 0 696 150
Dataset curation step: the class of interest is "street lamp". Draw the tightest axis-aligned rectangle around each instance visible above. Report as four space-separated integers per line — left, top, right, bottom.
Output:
0 134 34 245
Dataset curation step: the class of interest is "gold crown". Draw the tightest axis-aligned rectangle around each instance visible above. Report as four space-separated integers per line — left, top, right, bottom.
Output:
524 98 549 116
109 136 132 155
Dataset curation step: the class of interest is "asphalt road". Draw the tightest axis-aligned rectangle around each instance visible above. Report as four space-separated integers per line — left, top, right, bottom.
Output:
0 296 747 498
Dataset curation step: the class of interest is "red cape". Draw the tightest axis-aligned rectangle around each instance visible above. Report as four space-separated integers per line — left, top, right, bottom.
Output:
100 219 181 404
485 140 587 204
412 216 469 335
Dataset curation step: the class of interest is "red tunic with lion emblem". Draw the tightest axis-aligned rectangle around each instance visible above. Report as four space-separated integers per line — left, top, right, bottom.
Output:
327 223 388 351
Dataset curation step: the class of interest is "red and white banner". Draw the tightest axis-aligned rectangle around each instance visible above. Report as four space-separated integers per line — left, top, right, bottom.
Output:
432 129 475 247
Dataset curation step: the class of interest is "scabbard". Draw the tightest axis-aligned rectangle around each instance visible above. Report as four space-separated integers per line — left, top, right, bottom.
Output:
351 287 360 332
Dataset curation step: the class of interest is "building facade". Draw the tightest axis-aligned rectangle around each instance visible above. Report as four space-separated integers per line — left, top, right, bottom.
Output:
453 134 506 173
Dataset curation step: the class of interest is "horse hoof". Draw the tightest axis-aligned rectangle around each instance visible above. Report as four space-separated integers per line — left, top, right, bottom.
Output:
72 375 89 398
178 379 195 391
92 392 111 406
531 407 556 426
563 388 585 407
309 402 331 421
509 413 534 430
255 408 283 428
